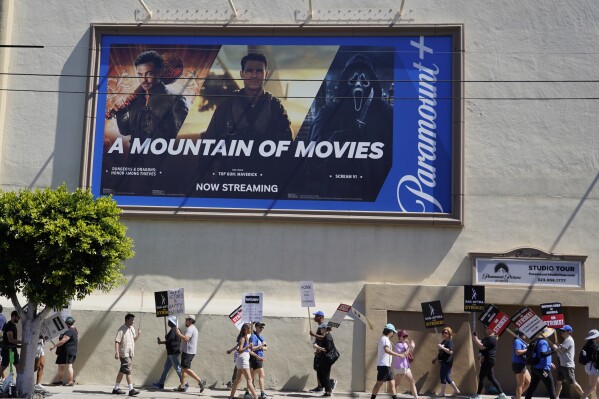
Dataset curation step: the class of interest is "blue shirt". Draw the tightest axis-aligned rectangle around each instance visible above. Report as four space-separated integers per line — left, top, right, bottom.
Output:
534 338 553 370
512 338 527 364
251 333 265 357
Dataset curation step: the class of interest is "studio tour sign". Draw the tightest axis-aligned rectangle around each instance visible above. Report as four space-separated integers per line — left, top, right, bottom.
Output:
469 248 585 289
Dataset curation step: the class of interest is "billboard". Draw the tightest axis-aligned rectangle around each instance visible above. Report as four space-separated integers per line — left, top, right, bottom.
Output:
83 26 463 222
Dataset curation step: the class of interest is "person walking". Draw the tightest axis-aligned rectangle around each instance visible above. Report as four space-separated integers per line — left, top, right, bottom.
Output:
152 316 182 389
524 327 557 399
433 327 460 397
552 325 583 399
50 316 78 386
471 327 507 399
112 313 141 396
371 323 403 399
314 323 338 397
250 322 268 399
580 329 599 399
0 311 21 378
34 334 47 390
393 329 418 399
229 323 258 399
511 330 530 399
309 311 337 392
0 305 5 379
174 315 206 393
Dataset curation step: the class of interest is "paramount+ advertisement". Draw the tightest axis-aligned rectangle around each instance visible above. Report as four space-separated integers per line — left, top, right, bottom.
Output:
87 27 461 220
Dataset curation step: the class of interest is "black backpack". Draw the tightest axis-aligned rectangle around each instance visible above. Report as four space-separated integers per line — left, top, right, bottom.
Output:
525 338 540 365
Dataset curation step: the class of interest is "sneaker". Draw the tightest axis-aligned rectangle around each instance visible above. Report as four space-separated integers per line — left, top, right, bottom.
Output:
152 383 164 389
199 378 206 393
260 392 268 399
226 381 233 389
112 388 125 395
495 394 507 399
330 379 337 392
34 384 45 390
175 385 186 392
310 386 324 393
244 393 253 399
322 393 332 397
129 388 140 396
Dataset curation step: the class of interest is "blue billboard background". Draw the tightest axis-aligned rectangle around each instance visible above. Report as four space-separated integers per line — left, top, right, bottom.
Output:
91 34 455 214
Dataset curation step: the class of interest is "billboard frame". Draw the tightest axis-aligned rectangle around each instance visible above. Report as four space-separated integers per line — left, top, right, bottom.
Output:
81 24 464 225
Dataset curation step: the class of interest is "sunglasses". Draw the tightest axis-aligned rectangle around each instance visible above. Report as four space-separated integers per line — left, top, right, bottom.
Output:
442 331 449 334
402 335 409 338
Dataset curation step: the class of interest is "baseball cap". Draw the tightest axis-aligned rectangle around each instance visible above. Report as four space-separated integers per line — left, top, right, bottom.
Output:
559 325 573 332
65 316 75 324
185 314 196 321
319 322 328 330
313 311 325 317
385 323 397 333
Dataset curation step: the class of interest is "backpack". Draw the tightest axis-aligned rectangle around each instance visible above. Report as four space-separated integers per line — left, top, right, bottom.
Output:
525 338 540 365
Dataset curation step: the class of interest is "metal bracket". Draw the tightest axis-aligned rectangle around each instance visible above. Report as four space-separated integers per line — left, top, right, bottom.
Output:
137 0 152 19
294 6 414 26
227 0 238 18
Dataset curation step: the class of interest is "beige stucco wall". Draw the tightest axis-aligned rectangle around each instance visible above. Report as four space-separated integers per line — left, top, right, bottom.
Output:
1 0 599 393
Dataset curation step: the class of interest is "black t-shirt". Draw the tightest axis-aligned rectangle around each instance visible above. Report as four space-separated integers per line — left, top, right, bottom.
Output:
438 339 454 364
1 321 17 349
58 327 78 356
480 335 497 364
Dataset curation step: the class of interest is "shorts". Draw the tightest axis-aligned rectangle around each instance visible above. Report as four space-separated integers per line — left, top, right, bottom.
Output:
236 352 250 369
0 348 19 367
118 356 132 375
181 353 195 369
376 366 393 382
512 362 527 374
585 363 599 377
56 353 77 365
250 357 264 369
394 367 410 376
557 366 576 383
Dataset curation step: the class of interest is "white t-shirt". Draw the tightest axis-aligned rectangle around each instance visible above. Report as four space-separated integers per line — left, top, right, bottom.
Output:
377 335 392 367
181 324 198 355
557 335 575 368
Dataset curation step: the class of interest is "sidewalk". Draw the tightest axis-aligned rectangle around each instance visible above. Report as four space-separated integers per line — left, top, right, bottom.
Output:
34 385 433 398
32 385 538 399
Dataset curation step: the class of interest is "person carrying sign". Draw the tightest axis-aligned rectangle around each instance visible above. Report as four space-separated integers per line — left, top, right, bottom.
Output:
471 327 507 399
371 324 404 399
152 316 182 390
551 325 583 399
49 316 78 386
511 330 530 399
524 327 557 399
229 323 259 399
309 311 336 393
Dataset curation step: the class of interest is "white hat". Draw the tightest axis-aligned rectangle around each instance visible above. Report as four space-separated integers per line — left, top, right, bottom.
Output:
585 329 599 340
167 316 177 326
